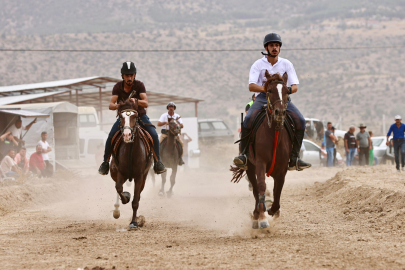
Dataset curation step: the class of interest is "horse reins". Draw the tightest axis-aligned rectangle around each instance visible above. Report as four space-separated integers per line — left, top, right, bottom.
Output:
265 80 287 177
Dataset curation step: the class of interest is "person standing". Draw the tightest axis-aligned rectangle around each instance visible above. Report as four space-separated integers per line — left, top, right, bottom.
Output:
386 115 405 172
356 123 371 166
38 131 53 177
368 131 378 166
325 122 337 167
344 125 356 166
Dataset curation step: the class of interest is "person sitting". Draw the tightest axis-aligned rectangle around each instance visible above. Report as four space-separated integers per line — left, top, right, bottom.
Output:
157 102 185 165
29 144 46 177
1 149 19 178
14 147 29 174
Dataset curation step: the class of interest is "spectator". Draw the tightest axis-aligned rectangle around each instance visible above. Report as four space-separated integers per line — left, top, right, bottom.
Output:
180 133 193 167
38 131 53 177
0 131 18 161
332 126 338 166
0 149 18 177
245 94 256 114
368 131 378 166
386 115 405 172
325 122 337 167
6 118 37 148
29 144 46 177
356 123 371 166
14 147 29 174
344 126 356 166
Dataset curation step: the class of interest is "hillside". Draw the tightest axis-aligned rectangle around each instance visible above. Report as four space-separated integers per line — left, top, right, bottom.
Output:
1 15 405 133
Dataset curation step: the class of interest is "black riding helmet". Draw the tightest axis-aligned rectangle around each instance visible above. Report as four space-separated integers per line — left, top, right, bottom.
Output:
167 102 176 110
263 33 282 47
121 61 137 75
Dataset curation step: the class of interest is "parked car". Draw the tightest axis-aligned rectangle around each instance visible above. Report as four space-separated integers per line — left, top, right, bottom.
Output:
385 137 396 163
302 139 343 166
198 119 234 144
352 136 391 165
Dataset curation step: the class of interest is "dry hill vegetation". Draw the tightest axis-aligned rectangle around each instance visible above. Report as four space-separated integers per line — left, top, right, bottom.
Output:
0 0 405 133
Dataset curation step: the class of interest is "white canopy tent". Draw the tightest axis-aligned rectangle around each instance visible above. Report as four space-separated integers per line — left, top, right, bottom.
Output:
0 102 79 170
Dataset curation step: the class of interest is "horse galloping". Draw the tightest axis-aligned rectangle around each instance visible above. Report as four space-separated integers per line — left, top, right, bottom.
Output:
231 72 292 229
110 99 153 229
159 117 182 198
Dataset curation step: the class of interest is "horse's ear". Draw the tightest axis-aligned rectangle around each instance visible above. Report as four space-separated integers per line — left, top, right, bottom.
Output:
265 70 271 79
176 116 181 120
282 72 288 84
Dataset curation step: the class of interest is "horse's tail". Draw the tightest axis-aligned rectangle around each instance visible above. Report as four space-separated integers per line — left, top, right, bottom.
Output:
230 165 246 183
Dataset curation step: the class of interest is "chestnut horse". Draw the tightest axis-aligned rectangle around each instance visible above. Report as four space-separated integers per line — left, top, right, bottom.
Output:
159 117 181 198
232 71 292 229
110 99 153 230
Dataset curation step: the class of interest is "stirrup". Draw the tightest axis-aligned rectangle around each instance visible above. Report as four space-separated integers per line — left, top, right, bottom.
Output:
233 154 248 170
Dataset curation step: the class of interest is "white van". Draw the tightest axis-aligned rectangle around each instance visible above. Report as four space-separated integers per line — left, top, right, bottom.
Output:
79 131 107 168
78 107 100 133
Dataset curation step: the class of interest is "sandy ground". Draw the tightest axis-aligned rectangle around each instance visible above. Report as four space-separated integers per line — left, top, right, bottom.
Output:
1 146 405 270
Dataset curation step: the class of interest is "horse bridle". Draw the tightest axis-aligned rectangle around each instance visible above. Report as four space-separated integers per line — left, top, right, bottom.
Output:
168 118 181 136
265 80 288 129
119 109 139 143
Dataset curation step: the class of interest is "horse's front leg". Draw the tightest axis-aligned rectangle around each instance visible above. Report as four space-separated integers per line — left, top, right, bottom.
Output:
129 176 145 230
166 166 177 198
255 160 269 229
268 173 285 217
116 172 130 204
159 171 167 196
247 162 259 229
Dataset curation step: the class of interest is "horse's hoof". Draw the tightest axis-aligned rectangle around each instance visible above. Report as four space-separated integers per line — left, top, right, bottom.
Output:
252 220 259 229
268 208 280 217
122 192 131 204
113 210 120 219
258 219 269 229
158 191 165 197
136 215 145 227
129 221 138 230
166 191 173 198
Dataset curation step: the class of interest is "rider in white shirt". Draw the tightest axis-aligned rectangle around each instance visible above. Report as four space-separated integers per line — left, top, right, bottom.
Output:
233 32 311 171
157 102 185 165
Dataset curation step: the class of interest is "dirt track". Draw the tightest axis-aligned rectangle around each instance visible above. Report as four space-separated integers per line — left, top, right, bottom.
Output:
1 148 405 269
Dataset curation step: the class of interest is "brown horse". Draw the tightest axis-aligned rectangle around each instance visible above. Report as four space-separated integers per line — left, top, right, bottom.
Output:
232 71 292 229
159 117 181 198
110 99 153 230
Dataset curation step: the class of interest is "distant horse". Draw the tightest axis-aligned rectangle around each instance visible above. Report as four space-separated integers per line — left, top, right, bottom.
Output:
159 117 182 198
110 99 153 229
231 71 292 229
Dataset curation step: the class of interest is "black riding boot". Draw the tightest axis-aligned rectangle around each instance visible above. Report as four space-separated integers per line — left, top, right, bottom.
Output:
98 161 110 175
288 130 312 171
233 126 250 170
154 161 167 174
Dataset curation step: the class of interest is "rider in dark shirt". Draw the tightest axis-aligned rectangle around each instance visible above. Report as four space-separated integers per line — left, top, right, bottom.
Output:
98 62 166 175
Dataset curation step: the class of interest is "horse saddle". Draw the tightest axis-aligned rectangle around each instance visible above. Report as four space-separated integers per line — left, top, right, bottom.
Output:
247 107 296 157
111 126 155 165
160 136 181 153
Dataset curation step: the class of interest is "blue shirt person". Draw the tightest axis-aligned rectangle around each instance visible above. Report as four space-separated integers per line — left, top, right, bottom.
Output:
386 115 405 172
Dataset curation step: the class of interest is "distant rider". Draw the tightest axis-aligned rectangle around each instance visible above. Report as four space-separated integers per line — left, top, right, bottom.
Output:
245 94 256 114
233 32 311 171
98 61 167 175
386 115 405 172
157 102 185 165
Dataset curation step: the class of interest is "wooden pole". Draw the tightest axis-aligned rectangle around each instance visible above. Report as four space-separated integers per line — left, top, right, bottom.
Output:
195 102 198 118
99 87 103 124
75 89 79 106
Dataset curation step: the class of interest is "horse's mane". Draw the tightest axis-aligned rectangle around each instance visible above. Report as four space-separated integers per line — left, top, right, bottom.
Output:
117 99 135 117
264 73 284 90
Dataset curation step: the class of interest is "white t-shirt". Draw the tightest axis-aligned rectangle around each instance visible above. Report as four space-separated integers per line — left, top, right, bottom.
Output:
158 112 183 130
38 140 50 161
249 56 299 97
6 124 25 139
1 156 16 173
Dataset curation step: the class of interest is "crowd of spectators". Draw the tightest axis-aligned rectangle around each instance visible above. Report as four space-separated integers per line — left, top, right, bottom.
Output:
0 118 53 179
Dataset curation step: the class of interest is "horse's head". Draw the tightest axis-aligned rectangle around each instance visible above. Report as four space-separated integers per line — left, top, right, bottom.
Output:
168 117 181 135
117 99 139 143
264 71 289 130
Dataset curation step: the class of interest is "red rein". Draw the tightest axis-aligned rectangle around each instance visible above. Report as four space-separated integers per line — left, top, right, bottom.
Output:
266 130 279 177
